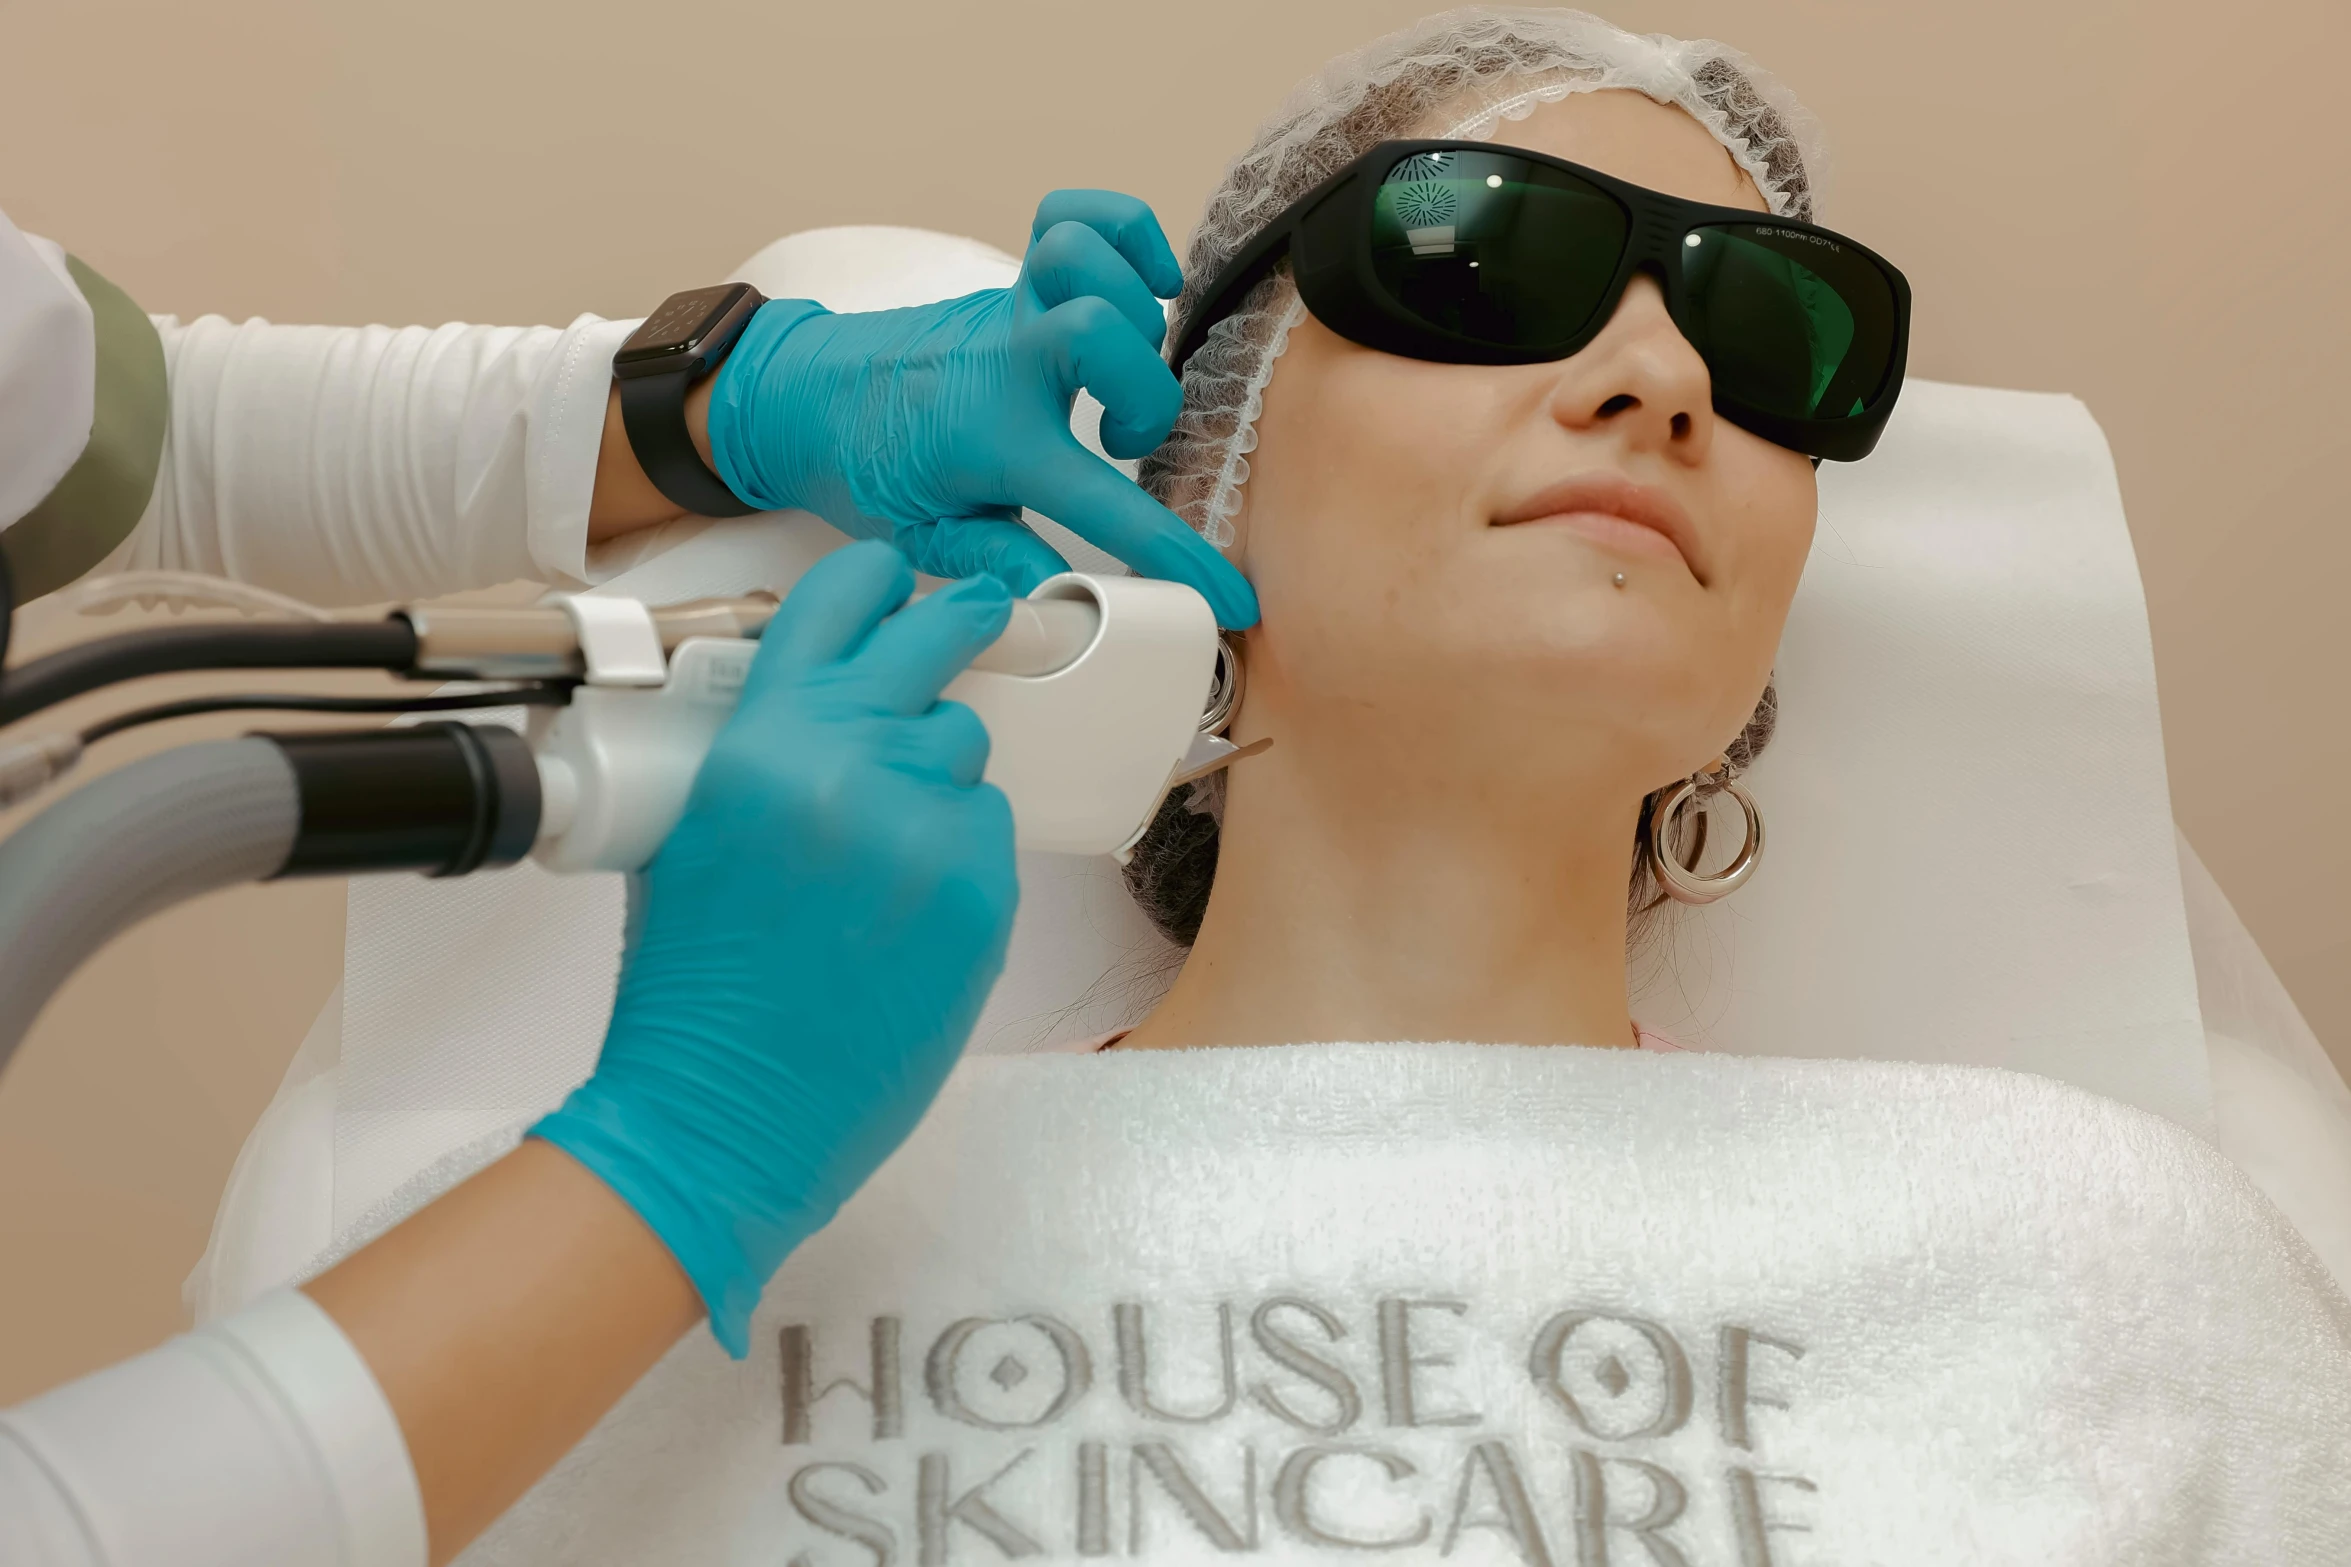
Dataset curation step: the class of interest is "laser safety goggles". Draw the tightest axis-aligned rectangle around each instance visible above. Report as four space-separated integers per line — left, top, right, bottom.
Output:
1170 140 1913 462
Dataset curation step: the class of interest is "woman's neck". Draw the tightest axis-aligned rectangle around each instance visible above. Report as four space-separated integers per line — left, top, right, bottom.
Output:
1119 737 1643 1052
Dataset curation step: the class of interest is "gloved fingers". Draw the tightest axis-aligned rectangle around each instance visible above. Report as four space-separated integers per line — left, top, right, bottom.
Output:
935 782 1021 917
1029 296 1183 460
902 779 1020 914
1029 190 1184 300
897 515 1071 596
1024 219 1171 351
742 542 915 699
883 701 992 789
1018 447 1261 630
841 573 1015 716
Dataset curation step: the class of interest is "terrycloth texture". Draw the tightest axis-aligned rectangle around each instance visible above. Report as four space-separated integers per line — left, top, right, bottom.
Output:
439 1044 2350 1565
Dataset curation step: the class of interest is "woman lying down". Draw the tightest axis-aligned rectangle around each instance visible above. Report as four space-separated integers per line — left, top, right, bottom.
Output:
364 9 2351 1564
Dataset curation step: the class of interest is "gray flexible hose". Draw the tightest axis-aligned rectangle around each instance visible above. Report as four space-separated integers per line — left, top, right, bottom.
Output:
0 738 298 1073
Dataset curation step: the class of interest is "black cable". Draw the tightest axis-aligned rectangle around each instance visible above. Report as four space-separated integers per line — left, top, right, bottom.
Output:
0 620 419 728
77 685 572 747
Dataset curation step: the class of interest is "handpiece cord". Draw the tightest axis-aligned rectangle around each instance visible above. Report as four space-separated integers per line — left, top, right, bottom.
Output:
0 619 420 728
0 739 300 1073
0 685 568 814
0 722 546 1072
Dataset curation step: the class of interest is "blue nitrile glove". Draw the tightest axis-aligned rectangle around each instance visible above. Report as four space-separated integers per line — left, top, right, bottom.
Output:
531 542 1019 1355
706 189 1258 630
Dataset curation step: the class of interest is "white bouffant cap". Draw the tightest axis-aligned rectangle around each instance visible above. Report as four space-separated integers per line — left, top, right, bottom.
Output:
1141 7 1828 546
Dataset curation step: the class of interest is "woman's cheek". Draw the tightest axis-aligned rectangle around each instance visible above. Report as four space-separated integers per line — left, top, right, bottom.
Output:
1767 476 1819 606
1255 371 1406 580
1721 446 1818 606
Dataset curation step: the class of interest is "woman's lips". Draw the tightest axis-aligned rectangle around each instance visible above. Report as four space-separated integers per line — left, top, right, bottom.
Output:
1491 473 1707 584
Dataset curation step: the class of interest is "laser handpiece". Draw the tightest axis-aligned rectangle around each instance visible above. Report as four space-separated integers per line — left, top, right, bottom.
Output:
399 593 1106 681
527 573 1233 869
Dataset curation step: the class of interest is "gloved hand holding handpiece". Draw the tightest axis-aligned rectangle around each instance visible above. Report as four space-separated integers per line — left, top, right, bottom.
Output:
531 542 1019 1354
706 190 1259 629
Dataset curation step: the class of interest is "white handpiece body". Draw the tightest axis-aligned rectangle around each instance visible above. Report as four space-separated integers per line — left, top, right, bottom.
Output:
527 573 1218 871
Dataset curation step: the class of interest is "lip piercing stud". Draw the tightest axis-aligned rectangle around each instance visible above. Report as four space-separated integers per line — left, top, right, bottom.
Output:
1613 573 1627 589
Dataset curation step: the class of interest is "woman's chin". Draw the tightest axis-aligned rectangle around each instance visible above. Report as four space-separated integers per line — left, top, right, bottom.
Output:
1415 575 1704 677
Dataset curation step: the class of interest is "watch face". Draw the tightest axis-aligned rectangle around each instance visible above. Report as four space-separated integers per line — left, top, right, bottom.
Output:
617 283 753 364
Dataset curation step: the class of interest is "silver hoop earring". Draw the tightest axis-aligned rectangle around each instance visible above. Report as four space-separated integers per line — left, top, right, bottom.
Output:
1200 633 1245 736
1164 634 1269 791
1645 775 1765 905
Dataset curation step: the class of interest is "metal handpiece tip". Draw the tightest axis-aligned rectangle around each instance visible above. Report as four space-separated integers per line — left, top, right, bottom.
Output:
1167 731 1272 790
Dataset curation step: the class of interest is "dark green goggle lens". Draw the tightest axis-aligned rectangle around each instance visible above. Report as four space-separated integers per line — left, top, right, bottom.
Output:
1366 151 1898 425
1369 149 1629 345
1677 224 1900 421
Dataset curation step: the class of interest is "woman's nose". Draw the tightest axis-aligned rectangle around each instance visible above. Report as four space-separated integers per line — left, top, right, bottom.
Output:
1546 274 1714 464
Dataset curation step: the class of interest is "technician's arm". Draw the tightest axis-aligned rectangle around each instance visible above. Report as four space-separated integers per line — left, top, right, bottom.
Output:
0 201 654 605
307 1140 702 1560
2 197 1256 625
80 309 666 605
0 545 1017 1565
0 1146 690 1567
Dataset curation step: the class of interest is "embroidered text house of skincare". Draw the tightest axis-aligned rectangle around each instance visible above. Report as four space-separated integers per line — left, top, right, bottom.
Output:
772 1293 1816 1565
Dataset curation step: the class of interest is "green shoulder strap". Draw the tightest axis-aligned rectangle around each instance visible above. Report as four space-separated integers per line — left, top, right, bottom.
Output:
1 256 168 601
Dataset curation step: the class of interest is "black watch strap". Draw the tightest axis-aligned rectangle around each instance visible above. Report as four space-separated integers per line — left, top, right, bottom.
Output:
618 371 756 518
612 282 767 518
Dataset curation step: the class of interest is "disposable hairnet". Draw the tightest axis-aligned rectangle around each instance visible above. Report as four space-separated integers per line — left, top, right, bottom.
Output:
1141 6 1829 547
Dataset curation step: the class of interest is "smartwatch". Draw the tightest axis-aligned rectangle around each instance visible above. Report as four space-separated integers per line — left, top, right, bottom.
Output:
612 282 768 518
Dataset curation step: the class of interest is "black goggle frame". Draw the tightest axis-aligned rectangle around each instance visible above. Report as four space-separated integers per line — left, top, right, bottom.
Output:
1170 139 1914 463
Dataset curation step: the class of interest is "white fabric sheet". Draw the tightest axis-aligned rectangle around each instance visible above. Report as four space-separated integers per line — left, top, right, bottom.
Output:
377 1046 2351 1565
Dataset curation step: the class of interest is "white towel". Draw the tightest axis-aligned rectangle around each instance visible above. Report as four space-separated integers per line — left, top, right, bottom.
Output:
415 1043 2351 1565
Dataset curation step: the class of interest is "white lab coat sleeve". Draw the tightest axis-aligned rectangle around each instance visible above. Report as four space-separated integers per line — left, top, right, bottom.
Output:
0 1288 425 1567
105 309 642 603
0 211 96 532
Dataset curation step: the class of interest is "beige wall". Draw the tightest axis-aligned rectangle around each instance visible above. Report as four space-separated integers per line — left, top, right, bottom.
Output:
4 0 2346 1402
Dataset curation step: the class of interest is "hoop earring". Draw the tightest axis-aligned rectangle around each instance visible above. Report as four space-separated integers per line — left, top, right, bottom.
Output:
1200 633 1245 737
1645 775 1765 906
1162 634 1269 792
